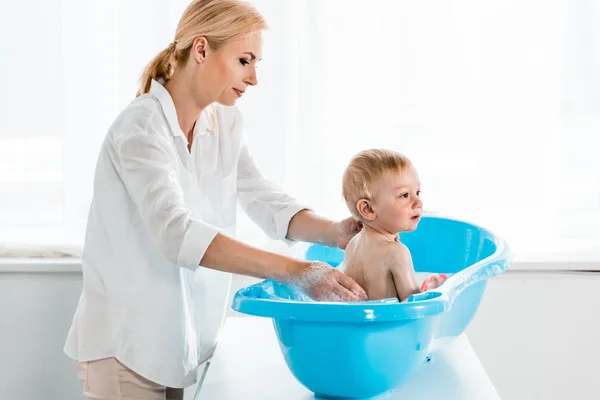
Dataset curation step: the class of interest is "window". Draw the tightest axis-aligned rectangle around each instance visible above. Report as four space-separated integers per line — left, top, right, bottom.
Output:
2 0 599 263
0 0 190 246
244 0 600 261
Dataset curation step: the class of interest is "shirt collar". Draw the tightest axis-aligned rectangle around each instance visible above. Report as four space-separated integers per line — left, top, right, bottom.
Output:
149 79 187 142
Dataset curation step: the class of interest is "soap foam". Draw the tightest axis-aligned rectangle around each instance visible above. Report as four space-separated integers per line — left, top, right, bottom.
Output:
291 261 353 302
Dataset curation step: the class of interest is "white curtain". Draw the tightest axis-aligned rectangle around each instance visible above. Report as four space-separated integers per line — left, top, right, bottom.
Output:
247 0 600 260
2 0 599 261
0 0 189 249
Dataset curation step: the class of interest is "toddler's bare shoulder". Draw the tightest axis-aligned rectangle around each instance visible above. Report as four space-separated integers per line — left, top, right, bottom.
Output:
383 241 412 265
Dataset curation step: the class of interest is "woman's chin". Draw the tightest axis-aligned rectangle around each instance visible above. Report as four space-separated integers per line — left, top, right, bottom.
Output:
217 94 240 107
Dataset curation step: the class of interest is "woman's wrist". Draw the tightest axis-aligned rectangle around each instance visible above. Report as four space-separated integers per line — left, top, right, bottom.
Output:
318 220 340 248
277 259 311 283
287 210 339 247
277 259 337 296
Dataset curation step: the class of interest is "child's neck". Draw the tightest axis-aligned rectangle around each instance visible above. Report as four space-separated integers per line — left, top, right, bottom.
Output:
363 224 398 242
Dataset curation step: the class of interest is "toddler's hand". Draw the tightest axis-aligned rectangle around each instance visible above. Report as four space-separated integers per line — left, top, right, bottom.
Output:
420 273 448 292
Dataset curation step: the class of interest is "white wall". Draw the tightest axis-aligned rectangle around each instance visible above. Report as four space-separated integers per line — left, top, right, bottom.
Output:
2 262 599 400
467 270 600 400
0 262 205 400
0 263 83 400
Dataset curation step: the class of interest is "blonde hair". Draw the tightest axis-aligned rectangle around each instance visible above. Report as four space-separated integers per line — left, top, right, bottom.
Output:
342 149 412 220
137 0 267 96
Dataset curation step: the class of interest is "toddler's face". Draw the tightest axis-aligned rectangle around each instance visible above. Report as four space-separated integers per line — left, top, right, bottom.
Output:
371 166 423 233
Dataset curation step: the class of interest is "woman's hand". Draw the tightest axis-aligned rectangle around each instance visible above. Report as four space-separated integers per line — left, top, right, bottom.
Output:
202 233 366 302
334 217 363 249
294 261 368 302
333 217 400 249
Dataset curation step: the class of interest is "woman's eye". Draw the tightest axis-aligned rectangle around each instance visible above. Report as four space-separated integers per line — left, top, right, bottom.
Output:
239 58 249 66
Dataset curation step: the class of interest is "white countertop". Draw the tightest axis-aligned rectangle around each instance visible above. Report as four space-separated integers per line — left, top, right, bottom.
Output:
195 316 501 400
0 258 81 273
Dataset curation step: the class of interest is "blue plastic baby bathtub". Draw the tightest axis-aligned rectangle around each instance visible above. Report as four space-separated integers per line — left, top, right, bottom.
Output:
232 215 511 399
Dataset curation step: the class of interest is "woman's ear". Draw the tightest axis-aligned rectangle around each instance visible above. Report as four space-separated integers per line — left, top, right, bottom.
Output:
356 199 376 221
192 36 208 64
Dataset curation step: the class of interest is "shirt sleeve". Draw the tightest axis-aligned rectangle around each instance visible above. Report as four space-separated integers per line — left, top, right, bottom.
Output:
109 129 220 270
236 141 310 245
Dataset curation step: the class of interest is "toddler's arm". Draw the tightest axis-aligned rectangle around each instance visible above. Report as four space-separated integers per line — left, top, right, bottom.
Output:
387 243 421 302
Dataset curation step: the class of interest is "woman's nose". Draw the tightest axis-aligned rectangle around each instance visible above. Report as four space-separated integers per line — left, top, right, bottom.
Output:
245 68 258 86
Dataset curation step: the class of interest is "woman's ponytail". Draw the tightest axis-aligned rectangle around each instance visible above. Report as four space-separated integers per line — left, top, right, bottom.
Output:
136 42 179 97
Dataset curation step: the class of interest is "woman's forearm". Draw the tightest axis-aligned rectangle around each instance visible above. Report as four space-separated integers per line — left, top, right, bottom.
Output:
199 232 305 281
200 230 369 302
286 209 338 247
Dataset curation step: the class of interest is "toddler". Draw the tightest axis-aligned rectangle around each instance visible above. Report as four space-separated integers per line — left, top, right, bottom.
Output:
341 149 446 302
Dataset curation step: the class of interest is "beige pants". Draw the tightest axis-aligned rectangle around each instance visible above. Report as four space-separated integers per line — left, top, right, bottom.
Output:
74 358 184 400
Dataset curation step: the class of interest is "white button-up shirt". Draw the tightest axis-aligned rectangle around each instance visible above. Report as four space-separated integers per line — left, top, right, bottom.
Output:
64 79 307 388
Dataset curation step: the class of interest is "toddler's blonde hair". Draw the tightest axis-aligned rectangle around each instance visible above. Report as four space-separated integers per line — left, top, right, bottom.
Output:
342 149 412 220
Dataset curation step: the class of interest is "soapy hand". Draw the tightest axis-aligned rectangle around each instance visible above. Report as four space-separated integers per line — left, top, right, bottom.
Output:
297 261 368 302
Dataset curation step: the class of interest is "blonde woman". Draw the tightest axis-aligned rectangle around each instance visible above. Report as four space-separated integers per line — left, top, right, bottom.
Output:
63 0 367 398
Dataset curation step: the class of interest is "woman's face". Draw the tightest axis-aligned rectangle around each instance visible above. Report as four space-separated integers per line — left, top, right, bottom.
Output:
192 31 262 106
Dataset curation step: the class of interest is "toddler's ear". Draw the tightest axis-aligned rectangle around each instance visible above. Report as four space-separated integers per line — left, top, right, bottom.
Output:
356 199 376 221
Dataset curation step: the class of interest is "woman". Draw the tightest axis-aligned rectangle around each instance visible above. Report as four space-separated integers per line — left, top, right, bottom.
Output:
64 0 367 398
